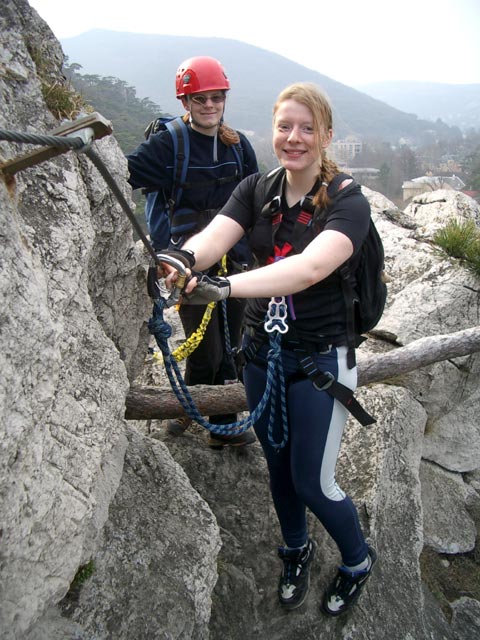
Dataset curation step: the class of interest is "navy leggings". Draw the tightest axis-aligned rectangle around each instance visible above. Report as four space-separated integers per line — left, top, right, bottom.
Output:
243 339 368 566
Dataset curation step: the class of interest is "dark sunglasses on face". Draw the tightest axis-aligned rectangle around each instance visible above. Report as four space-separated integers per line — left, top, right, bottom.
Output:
189 93 226 106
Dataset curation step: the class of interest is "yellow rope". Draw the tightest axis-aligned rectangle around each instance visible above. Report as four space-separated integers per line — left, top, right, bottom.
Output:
172 301 216 361
171 255 228 362
217 253 228 276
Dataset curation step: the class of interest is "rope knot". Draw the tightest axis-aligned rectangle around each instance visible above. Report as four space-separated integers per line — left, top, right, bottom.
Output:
148 317 172 340
148 301 173 345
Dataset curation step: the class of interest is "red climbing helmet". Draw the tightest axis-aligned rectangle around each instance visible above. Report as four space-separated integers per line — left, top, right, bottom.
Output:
175 56 230 98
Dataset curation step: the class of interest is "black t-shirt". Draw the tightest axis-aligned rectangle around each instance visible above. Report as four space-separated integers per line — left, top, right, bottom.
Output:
219 173 371 344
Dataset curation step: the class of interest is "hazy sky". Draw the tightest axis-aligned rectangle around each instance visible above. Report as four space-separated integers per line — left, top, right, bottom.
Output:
29 0 480 87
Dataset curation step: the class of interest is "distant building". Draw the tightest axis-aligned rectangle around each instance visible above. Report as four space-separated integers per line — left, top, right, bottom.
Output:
462 190 480 203
331 137 362 164
402 175 465 201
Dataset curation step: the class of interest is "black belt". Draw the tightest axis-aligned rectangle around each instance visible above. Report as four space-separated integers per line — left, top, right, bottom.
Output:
242 326 375 427
244 326 332 353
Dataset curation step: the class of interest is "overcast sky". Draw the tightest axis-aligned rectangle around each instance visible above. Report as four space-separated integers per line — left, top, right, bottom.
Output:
29 0 480 87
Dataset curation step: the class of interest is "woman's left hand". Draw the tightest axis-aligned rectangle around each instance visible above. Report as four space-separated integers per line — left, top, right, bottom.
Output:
182 274 231 304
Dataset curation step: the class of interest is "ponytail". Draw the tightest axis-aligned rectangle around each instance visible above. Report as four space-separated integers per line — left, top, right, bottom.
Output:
312 155 341 209
219 123 240 146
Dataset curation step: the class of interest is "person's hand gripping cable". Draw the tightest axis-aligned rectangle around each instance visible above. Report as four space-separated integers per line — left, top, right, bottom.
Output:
150 249 231 305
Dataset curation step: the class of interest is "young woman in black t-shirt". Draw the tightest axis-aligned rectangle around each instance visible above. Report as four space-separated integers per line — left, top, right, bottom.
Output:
168 82 377 617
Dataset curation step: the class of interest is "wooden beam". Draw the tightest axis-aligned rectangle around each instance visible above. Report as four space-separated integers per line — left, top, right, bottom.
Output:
124 326 480 420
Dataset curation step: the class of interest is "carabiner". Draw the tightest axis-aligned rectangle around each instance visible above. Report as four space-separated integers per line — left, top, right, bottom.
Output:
154 252 189 307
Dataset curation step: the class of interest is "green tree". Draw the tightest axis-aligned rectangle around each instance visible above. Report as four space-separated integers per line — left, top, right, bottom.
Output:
63 62 169 154
462 147 480 190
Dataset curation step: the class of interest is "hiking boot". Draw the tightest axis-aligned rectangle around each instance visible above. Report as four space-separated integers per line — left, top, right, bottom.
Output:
166 416 192 435
207 429 256 449
321 545 377 617
277 538 316 610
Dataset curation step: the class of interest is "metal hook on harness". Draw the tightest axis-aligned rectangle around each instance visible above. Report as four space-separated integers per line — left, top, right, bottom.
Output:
264 296 289 334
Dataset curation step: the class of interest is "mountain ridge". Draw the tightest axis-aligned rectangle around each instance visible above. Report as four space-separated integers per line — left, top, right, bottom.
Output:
358 80 480 131
61 30 459 144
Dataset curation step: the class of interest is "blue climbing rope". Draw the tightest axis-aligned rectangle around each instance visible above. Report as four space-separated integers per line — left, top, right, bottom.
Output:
148 297 290 450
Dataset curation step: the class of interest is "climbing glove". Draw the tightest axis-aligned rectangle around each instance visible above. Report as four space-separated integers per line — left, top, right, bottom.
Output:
182 273 231 305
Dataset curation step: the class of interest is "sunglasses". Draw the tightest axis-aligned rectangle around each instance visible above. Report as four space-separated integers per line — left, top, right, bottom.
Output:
189 93 226 106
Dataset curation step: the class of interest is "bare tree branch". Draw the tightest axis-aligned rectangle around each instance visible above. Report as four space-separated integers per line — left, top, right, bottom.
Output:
125 326 480 420
357 326 480 386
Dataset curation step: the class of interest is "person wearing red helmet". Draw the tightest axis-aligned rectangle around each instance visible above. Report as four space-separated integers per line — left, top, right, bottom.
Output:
128 56 258 447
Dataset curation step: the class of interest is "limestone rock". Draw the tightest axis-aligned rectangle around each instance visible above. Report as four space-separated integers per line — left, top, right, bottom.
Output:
420 461 476 553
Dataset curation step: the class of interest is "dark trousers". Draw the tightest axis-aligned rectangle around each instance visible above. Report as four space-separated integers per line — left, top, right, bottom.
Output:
178 297 246 424
243 340 368 565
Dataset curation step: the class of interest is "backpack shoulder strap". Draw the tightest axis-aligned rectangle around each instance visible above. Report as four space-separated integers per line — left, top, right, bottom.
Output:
254 166 285 215
287 175 362 368
231 140 244 179
165 117 190 207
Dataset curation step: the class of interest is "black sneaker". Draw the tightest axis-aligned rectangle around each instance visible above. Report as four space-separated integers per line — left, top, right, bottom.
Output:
208 430 256 449
277 538 316 610
322 546 377 617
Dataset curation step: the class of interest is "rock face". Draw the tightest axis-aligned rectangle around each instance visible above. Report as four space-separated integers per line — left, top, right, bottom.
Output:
1 2 480 639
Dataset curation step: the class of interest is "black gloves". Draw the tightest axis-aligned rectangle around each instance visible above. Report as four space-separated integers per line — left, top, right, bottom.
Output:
183 273 231 305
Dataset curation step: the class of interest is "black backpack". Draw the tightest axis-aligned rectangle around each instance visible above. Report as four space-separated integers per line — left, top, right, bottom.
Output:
254 168 388 368
341 219 387 332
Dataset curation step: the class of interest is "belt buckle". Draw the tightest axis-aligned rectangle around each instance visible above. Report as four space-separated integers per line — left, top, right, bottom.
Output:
312 371 335 391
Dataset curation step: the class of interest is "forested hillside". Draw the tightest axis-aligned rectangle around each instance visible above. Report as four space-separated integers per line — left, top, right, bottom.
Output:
64 62 168 154
63 62 480 206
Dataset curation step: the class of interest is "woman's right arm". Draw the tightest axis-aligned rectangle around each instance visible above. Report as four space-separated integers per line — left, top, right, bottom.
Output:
182 214 245 270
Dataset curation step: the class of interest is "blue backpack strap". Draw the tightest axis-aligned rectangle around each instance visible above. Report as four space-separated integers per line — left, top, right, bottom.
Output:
165 117 190 208
231 142 244 179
